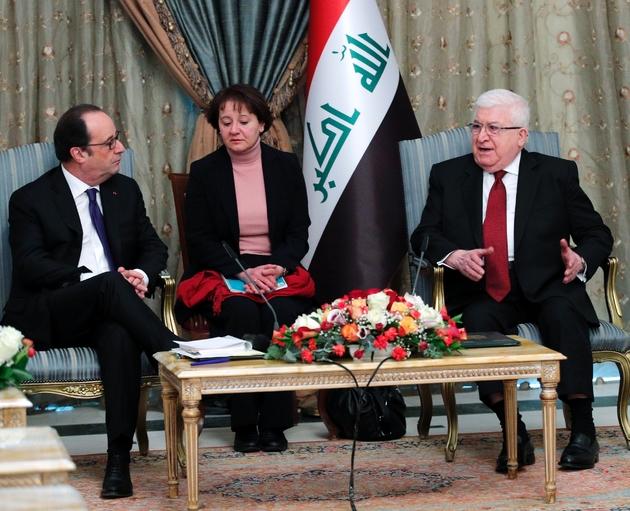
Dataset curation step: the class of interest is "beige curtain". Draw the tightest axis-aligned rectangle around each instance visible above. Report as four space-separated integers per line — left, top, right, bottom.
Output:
0 0 192 277
119 0 307 167
377 0 630 327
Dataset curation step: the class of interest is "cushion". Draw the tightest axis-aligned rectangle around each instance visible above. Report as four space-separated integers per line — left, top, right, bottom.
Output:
26 347 157 382
517 320 630 354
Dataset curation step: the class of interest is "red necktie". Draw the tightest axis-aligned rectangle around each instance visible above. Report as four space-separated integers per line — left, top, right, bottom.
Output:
483 170 510 302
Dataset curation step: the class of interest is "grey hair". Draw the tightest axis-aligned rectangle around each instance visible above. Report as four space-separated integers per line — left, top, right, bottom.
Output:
474 89 530 130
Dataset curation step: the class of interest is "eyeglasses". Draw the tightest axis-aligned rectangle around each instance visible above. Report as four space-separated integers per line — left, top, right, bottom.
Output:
468 123 521 136
85 131 121 151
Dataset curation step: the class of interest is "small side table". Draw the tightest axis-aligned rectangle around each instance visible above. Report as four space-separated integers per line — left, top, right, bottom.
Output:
0 485 88 510
0 426 75 487
0 387 32 428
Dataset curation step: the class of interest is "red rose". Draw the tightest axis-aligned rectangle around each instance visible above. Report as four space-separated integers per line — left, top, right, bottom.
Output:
354 349 365 359
332 344 346 357
365 288 381 296
301 349 313 363
392 346 407 360
398 326 407 337
348 289 365 299
27 347 36 358
419 341 429 351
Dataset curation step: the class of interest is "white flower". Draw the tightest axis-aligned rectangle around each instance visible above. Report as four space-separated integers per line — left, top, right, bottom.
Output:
418 306 444 329
0 326 24 365
404 293 426 309
293 312 321 330
367 291 390 311
366 308 386 328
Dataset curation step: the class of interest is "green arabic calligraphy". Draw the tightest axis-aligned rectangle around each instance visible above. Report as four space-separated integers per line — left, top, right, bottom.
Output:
307 104 360 203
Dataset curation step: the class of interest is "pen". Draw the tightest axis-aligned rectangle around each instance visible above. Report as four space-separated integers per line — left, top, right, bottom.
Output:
190 358 230 366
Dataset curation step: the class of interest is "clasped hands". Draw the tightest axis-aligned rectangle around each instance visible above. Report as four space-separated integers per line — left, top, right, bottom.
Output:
445 238 584 284
237 264 285 294
118 267 148 298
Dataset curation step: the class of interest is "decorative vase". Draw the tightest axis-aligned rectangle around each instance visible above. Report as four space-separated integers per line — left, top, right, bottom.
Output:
349 344 394 361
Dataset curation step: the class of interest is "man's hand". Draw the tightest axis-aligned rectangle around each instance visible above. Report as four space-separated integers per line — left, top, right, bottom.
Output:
560 238 585 284
445 247 494 281
118 267 148 298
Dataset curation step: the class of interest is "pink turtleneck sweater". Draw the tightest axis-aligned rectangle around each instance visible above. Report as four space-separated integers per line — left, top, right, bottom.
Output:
227 141 271 255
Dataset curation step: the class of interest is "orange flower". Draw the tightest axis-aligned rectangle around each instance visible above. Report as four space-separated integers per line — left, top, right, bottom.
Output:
390 301 408 313
399 316 418 335
341 323 359 342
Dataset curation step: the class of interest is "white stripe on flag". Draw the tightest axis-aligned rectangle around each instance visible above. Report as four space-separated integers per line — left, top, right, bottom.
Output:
302 0 399 268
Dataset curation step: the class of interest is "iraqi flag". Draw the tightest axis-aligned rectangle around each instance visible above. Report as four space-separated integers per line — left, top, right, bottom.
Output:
302 0 421 304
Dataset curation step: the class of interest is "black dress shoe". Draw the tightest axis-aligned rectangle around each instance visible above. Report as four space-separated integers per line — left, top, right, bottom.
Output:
260 429 288 452
100 453 133 499
234 429 261 453
559 433 599 469
496 433 536 473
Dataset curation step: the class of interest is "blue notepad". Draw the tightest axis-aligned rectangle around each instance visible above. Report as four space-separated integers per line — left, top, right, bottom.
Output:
222 275 288 293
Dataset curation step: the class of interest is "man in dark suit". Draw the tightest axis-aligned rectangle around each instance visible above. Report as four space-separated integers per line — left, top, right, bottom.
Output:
412 89 613 472
2 105 179 498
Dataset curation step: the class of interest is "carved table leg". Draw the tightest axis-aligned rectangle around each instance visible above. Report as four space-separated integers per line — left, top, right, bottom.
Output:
183 398 201 511
503 379 518 479
442 382 458 461
541 380 558 503
161 378 179 499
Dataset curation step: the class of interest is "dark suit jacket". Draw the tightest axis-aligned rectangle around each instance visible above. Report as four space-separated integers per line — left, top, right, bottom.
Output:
176 143 310 322
2 166 168 349
411 150 613 325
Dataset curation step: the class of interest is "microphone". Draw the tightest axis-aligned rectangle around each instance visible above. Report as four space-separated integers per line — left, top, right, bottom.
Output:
221 241 280 331
411 236 429 296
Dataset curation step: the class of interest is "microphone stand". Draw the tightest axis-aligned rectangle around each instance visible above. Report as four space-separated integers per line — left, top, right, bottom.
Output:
221 241 280 331
411 236 429 296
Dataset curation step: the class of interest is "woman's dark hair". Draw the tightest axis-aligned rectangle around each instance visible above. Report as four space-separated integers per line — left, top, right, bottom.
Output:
204 84 273 133
54 104 103 162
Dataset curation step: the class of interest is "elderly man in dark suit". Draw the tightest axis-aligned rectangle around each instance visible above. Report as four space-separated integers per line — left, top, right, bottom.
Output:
412 89 613 472
2 105 179 498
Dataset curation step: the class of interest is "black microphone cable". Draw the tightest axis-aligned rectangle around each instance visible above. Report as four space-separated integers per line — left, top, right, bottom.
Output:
326 356 393 510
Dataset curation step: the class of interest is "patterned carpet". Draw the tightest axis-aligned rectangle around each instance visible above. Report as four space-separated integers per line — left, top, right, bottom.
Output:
71 427 630 511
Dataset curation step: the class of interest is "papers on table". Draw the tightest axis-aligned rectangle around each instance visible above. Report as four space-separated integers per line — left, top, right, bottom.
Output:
172 336 265 359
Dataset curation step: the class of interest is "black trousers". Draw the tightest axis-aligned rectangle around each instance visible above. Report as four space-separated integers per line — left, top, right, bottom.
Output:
196 253 313 431
454 268 594 403
46 272 178 454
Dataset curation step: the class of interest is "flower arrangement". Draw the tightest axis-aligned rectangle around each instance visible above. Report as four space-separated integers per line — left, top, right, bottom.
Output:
0 326 36 389
265 288 466 363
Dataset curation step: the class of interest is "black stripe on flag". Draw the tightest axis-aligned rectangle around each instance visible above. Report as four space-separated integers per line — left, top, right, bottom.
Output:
308 75 422 304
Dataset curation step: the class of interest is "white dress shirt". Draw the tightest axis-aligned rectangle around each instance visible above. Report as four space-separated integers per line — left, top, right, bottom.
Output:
61 166 148 286
62 166 111 280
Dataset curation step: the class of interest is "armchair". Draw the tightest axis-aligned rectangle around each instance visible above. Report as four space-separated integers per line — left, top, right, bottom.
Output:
0 142 178 455
399 128 630 460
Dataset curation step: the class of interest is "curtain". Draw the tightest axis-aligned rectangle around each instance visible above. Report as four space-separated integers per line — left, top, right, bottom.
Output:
377 0 630 326
120 0 309 161
0 0 194 278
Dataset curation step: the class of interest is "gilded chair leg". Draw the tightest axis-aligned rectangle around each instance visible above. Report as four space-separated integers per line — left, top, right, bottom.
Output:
442 382 458 461
593 352 630 449
416 384 433 438
136 385 150 456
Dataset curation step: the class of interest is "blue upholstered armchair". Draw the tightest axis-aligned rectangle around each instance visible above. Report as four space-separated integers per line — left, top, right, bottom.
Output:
399 128 630 460
0 142 178 454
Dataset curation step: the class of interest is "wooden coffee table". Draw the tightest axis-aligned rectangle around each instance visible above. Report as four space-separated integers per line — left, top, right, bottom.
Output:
155 337 565 510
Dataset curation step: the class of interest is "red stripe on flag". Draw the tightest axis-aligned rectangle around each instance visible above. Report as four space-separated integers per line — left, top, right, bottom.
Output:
306 0 351 96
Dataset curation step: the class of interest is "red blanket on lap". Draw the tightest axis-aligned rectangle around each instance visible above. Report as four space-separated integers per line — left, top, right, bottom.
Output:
177 266 315 314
